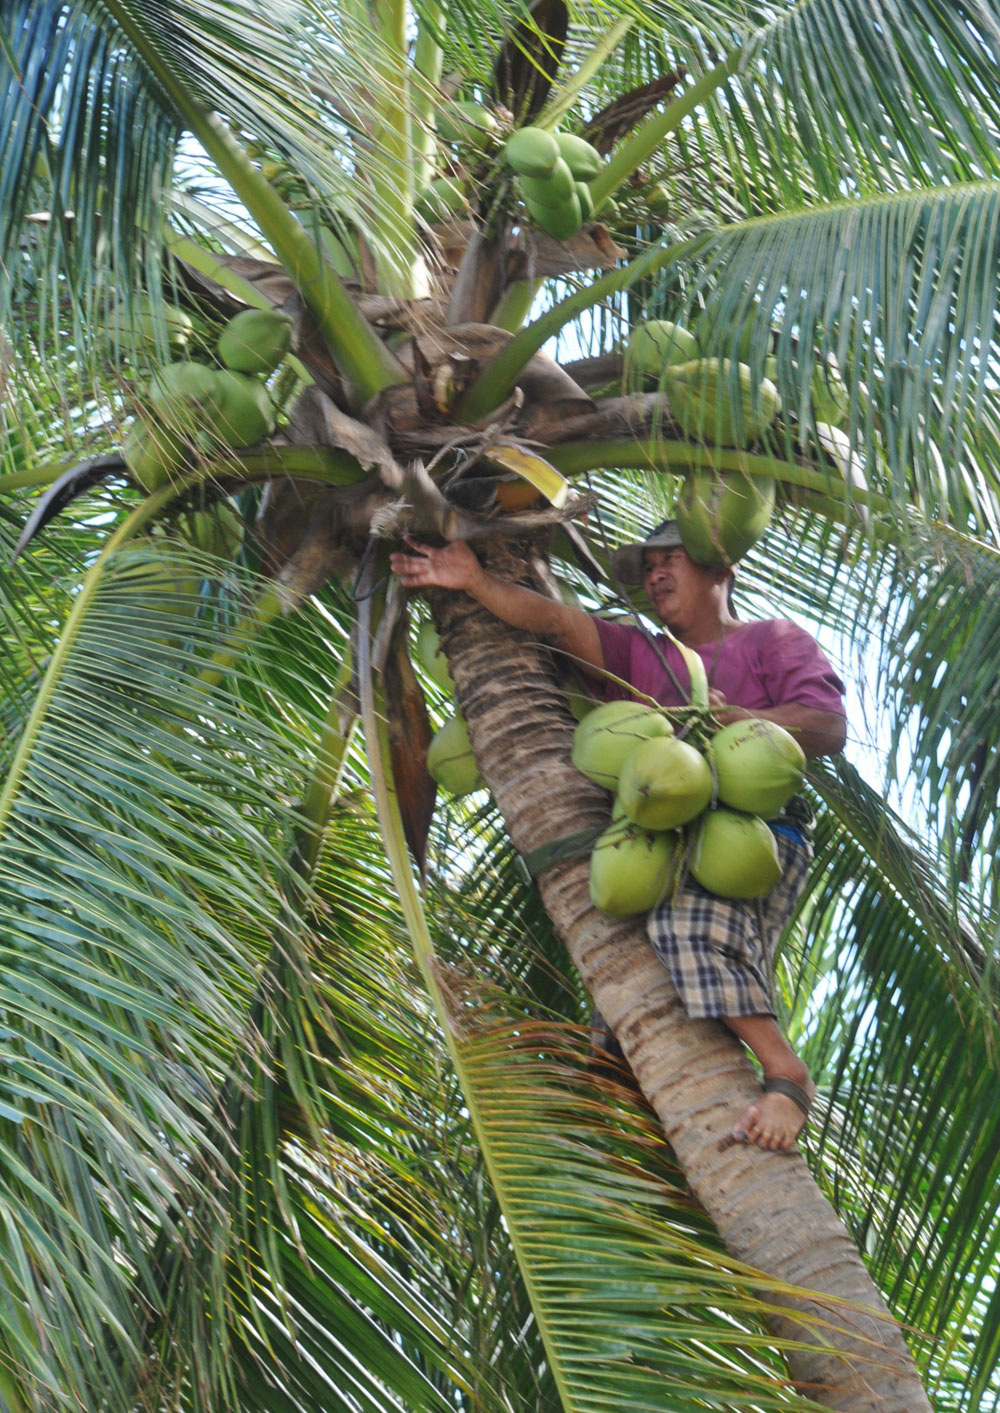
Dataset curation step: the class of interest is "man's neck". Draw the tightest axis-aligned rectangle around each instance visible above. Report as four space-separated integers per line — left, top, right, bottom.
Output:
668 608 739 648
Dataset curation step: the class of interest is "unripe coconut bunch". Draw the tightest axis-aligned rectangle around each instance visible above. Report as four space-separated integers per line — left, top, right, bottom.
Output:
625 324 781 450
415 96 500 229
502 126 604 241
622 329 782 568
573 703 806 914
123 306 291 493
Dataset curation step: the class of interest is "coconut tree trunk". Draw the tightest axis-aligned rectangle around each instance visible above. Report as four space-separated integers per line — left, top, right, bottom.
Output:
429 560 932 1413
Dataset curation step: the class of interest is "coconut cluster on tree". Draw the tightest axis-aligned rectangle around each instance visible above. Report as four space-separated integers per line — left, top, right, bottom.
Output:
124 307 290 493
119 306 293 580
502 126 604 238
625 313 860 568
575 700 806 915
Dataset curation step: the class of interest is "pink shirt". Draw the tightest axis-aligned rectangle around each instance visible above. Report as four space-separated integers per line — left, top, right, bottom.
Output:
593 616 846 714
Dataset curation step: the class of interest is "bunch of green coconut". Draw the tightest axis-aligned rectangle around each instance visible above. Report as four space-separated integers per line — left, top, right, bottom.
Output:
628 315 851 438
414 103 606 242
123 306 292 495
627 317 837 566
502 126 605 240
574 701 806 916
627 318 783 451
626 315 858 563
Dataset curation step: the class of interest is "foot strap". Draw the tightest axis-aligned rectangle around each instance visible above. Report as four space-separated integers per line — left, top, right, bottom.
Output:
763 1076 812 1117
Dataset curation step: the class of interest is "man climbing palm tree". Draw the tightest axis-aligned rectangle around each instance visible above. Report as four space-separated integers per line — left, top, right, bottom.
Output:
391 520 846 1151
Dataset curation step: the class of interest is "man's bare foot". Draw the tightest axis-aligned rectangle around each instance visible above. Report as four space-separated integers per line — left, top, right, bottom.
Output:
733 1071 815 1152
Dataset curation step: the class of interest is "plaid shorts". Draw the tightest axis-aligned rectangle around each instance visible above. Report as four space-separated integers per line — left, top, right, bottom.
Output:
646 831 812 1020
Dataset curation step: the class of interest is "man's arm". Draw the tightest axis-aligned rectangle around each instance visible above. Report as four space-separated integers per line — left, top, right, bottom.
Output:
390 538 605 675
708 690 846 759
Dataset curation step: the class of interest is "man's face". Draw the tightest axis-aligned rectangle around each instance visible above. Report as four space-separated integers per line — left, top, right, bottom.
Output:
641 545 715 630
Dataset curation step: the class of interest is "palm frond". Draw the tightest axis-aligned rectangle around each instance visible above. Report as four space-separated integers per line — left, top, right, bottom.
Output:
876 529 1000 909
0 522 472 1406
0 588 282 1398
734 0 1000 202
2 1 180 340
784 760 1000 1411
422 867 839 1411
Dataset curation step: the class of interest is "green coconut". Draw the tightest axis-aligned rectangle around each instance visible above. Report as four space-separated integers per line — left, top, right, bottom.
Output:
663 358 780 447
690 808 781 899
574 181 594 223
414 620 455 694
427 713 483 796
135 300 195 351
571 701 673 789
554 132 603 181
123 417 187 492
589 817 680 917
141 301 194 350
627 320 699 378
504 126 561 177
179 502 245 560
811 354 850 429
524 191 582 240
100 298 194 354
519 156 576 206
437 100 498 147
710 717 805 817
416 176 468 225
675 468 776 569
616 735 713 831
642 181 672 214
204 371 275 447
217 308 292 376
147 360 223 431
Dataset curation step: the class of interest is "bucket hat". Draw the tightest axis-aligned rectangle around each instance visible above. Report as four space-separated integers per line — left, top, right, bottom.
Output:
609 519 685 584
